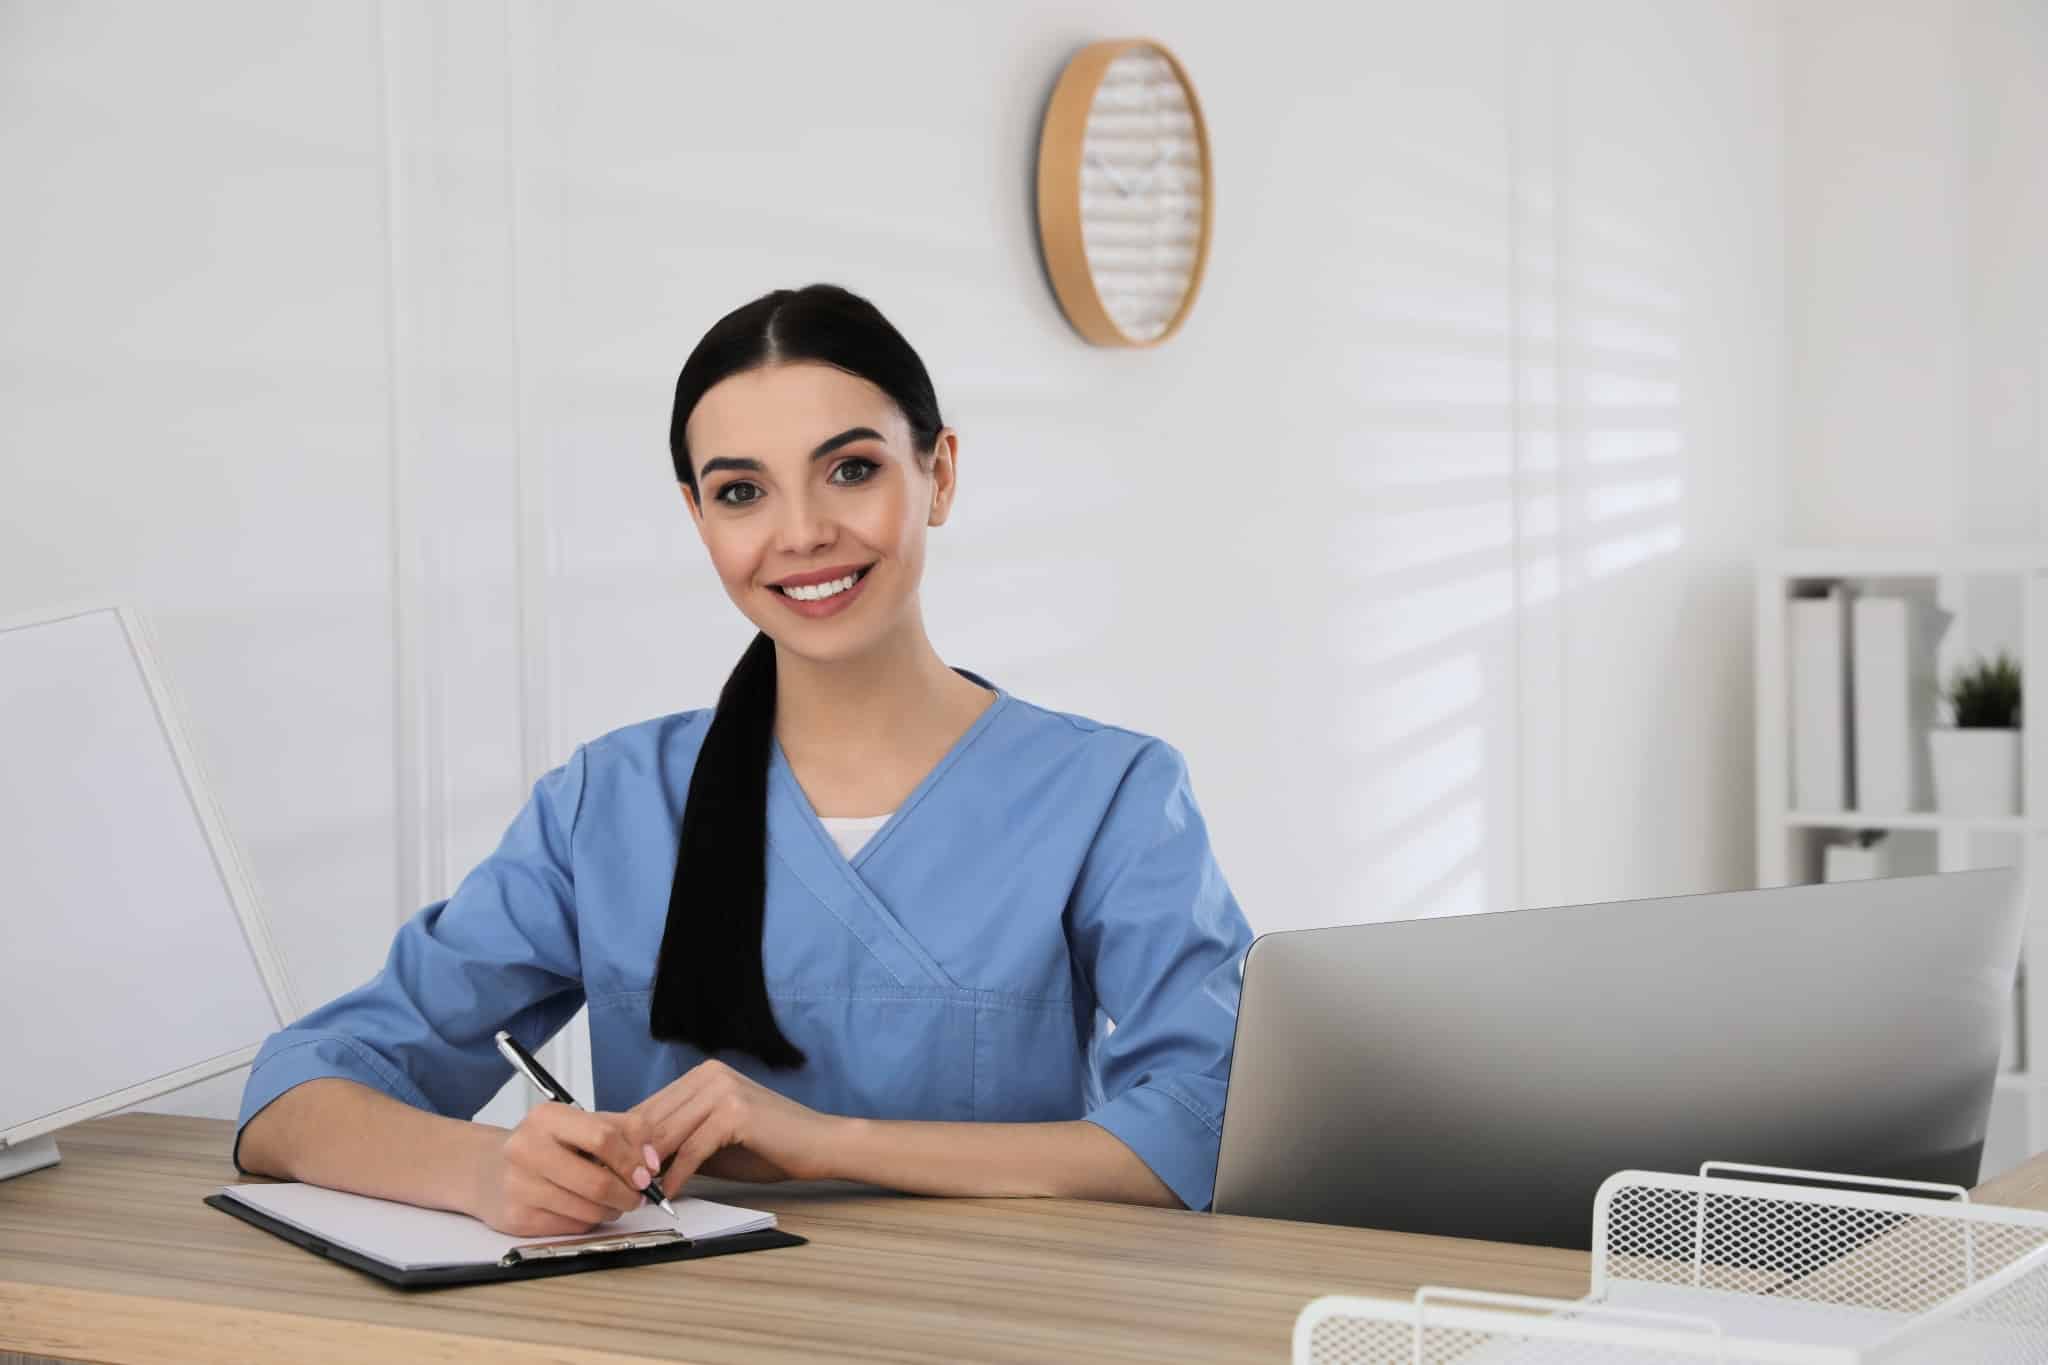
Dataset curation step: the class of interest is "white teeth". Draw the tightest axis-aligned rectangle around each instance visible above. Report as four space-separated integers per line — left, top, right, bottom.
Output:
783 571 859 602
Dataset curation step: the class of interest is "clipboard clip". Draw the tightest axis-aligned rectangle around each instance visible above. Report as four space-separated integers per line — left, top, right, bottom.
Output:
499 1229 692 1267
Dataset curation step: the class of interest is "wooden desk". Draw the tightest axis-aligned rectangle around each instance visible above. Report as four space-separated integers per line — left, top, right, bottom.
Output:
3 1117 2043 1364
0 1114 1586 1364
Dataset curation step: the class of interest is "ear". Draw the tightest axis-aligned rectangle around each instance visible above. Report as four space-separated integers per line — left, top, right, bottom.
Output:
926 429 960 528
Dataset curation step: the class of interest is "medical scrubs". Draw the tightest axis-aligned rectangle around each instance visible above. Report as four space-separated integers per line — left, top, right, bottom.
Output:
234 671 1255 1211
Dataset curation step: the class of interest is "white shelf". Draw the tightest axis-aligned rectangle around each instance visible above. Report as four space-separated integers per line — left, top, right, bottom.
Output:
1758 546 2046 1174
1786 810 2035 834
1774 544 2048 577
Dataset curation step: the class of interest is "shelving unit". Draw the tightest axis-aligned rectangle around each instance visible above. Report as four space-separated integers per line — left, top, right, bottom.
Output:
1756 545 2047 1179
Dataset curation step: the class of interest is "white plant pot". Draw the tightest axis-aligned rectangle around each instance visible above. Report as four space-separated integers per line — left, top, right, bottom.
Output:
1928 728 2021 817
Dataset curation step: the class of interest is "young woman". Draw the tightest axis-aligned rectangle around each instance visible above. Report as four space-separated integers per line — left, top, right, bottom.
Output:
234 284 1254 1236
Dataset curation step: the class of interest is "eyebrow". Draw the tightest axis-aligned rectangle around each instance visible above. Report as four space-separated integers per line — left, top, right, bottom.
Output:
697 427 885 479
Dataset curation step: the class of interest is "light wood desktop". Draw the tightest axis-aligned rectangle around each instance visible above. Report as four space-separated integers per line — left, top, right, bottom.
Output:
4 1114 2044 1365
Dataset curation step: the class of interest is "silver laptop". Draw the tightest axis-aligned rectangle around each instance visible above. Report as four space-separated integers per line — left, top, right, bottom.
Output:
1212 868 2023 1249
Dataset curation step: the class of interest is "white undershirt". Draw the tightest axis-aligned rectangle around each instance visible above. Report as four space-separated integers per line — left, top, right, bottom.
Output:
818 812 894 860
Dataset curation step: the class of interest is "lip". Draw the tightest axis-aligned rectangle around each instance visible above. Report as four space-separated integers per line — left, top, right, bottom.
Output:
769 564 872 620
770 562 874 589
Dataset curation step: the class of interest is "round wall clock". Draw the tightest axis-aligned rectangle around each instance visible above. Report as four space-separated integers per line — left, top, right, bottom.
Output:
1035 39 1213 348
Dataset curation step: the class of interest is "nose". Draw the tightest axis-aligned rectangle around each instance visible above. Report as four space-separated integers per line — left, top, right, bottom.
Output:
773 489 832 557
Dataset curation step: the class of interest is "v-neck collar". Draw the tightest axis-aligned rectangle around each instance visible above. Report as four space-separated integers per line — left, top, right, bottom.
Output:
768 668 1008 873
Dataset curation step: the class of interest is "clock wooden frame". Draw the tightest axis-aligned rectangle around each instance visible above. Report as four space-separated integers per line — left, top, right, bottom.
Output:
1034 38 1214 348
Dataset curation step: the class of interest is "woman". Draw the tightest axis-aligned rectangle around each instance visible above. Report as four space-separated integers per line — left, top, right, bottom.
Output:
235 284 1254 1235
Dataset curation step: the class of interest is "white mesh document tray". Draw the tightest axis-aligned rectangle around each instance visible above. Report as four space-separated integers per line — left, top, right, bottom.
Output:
1294 1162 2048 1363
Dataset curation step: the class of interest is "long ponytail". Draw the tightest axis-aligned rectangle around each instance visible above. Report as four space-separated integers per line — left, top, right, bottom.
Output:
648 630 806 1067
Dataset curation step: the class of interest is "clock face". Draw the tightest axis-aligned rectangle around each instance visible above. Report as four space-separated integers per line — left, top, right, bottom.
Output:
1076 46 1206 343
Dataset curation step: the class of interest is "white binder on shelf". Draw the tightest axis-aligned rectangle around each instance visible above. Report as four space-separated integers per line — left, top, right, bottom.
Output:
1789 585 1854 811
1852 595 1951 814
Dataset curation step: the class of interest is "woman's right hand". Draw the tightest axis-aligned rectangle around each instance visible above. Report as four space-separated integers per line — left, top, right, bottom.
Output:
468 1102 659 1237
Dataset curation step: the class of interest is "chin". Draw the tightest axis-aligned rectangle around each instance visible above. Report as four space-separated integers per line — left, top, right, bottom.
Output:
748 605 893 667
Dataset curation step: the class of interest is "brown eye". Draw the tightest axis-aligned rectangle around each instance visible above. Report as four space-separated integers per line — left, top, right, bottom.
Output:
714 481 762 507
830 458 878 485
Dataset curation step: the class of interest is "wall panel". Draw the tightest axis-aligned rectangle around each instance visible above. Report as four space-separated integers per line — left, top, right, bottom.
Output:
0 0 1788 1125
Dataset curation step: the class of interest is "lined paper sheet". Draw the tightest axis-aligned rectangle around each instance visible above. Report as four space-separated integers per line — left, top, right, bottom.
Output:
219 1182 775 1271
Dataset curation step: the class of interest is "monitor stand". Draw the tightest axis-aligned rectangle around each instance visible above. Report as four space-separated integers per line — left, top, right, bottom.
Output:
0 1134 60 1181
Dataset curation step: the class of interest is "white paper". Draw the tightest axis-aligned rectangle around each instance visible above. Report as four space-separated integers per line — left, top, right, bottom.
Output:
220 1181 776 1271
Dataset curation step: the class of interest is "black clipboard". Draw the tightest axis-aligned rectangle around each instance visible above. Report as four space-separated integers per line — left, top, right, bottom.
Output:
205 1193 807 1290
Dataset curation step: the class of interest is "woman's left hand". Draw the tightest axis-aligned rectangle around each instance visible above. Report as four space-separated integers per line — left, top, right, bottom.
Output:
630 1059 842 1196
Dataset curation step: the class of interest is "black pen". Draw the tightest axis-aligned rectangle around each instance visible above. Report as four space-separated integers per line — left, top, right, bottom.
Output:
493 1029 678 1218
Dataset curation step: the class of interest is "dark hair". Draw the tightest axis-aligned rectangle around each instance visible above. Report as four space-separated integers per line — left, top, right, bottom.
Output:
652 283 946 1068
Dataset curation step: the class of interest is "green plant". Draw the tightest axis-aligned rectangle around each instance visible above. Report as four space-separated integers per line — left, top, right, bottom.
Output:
1942 650 2022 728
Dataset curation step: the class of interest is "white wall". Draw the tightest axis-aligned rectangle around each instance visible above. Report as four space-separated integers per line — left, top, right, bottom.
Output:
0 0 1786 1119
1784 0 2047 546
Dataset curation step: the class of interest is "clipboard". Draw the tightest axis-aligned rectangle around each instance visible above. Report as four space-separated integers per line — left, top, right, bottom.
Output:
204 1192 807 1290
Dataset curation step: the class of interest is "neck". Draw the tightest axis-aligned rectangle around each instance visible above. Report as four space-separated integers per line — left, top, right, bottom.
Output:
771 608 977 760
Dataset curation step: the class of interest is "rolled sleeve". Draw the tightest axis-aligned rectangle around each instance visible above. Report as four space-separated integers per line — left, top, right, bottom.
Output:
1068 739 1253 1211
232 747 591 1172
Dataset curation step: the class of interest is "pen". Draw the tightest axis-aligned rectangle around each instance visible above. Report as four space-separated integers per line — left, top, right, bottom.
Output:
493 1029 678 1219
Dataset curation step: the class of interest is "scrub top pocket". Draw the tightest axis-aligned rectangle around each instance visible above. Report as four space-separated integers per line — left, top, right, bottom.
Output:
970 998 1089 1123
764 989 977 1122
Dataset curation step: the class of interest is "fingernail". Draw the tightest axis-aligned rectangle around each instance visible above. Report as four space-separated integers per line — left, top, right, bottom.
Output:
643 1144 660 1170
632 1166 651 1189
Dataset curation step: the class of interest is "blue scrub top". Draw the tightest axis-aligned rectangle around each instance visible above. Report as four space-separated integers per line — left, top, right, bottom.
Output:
235 672 1255 1211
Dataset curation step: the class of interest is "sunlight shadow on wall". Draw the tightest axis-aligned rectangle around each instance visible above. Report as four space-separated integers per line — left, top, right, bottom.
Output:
1323 125 1687 927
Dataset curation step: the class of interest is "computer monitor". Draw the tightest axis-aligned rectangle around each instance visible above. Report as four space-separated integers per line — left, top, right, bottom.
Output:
0 603 296 1181
1212 868 2023 1249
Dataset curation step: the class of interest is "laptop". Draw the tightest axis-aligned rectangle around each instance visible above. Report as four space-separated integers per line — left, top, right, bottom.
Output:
1212 867 2023 1249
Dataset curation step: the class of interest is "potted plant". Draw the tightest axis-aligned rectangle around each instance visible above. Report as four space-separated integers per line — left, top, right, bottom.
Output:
1928 650 2023 817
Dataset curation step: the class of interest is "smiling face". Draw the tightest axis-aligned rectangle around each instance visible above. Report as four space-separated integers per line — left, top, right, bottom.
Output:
681 361 957 666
